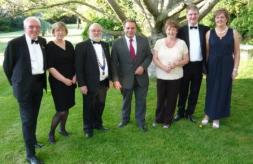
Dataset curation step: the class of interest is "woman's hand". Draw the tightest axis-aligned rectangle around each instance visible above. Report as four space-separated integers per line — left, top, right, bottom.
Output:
63 78 73 86
232 69 238 80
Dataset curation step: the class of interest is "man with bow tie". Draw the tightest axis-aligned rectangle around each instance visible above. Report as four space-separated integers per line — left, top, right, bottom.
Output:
75 23 111 138
111 19 152 132
174 5 209 123
3 16 47 164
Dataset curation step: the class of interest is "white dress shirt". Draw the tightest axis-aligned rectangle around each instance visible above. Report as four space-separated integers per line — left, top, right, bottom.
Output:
25 34 44 74
188 24 202 62
92 41 109 81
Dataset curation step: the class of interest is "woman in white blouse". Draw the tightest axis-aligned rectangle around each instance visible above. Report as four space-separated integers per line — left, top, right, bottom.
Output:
152 19 189 128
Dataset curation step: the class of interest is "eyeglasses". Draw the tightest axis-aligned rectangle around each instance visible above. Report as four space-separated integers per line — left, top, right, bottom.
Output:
26 25 41 30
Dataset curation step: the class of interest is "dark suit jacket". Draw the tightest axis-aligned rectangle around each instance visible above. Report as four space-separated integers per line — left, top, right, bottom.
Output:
75 39 111 92
111 35 152 89
3 35 47 101
177 24 209 73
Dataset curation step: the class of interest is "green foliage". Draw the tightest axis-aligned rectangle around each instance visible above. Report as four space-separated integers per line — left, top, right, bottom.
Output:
0 16 25 32
81 18 122 40
231 3 253 41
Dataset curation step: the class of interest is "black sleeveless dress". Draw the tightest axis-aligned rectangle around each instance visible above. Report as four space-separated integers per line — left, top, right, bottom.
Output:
204 28 234 120
46 40 76 111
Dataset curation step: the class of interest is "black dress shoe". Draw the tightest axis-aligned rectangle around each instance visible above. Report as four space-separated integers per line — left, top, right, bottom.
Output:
174 114 184 122
26 156 42 164
95 126 109 131
85 131 93 138
58 130 69 136
118 122 128 128
187 115 196 123
34 143 44 149
48 133 56 144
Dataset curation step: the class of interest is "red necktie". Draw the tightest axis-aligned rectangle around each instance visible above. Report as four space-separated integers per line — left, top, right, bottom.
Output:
129 38 136 60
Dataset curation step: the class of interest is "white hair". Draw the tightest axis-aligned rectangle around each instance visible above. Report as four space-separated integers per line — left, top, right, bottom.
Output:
88 23 103 32
88 23 103 41
23 16 41 28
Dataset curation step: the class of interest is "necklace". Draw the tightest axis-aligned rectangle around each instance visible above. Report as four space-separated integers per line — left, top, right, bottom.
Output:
215 27 228 39
216 27 228 34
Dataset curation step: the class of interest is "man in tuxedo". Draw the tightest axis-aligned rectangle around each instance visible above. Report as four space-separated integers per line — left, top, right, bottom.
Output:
75 23 111 138
3 16 47 164
111 19 152 132
174 5 209 122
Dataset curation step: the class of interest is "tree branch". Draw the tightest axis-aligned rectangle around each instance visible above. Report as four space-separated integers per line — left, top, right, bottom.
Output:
134 0 154 33
143 0 159 17
13 0 106 16
106 0 127 23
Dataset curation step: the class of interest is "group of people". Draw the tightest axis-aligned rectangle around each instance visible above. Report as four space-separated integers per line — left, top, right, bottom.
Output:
3 4 240 164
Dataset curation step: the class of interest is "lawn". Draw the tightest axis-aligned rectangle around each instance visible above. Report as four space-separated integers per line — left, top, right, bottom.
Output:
0 60 253 164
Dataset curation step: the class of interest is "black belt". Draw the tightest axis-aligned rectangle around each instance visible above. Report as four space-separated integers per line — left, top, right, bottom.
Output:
32 74 44 81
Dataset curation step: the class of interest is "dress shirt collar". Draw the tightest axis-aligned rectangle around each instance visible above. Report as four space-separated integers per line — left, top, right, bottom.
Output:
25 34 39 45
188 23 199 30
125 35 136 42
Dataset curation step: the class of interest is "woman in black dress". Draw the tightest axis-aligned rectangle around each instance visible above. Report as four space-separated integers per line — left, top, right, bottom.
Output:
46 22 76 143
202 9 240 128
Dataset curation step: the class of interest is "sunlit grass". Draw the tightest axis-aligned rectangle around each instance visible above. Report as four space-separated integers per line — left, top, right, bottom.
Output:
0 60 253 163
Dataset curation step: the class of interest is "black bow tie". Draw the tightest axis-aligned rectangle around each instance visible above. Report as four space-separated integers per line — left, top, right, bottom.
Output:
190 26 198 29
92 41 101 44
31 39 39 44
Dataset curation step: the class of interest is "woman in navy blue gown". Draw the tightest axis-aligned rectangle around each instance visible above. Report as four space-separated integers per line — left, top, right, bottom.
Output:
201 9 240 128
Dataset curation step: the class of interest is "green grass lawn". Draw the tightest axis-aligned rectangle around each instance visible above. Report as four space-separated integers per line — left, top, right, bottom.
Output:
0 61 253 164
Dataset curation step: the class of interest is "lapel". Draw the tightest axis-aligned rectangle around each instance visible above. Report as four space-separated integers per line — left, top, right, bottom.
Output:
87 39 99 63
198 25 204 45
136 36 141 57
184 26 190 47
20 35 33 74
121 37 134 63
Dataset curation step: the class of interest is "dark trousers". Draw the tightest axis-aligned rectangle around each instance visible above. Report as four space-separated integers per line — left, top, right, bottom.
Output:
155 78 181 125
121 78 148 127
177 62 203 116
83 80 108 133
18 76 43 158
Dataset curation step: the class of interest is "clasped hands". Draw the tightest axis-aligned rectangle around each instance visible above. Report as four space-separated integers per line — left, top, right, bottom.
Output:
162 61 179 73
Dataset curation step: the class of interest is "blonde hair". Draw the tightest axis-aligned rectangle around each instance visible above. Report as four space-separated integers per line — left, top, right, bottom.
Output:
51 22 68 35
186 4 199 14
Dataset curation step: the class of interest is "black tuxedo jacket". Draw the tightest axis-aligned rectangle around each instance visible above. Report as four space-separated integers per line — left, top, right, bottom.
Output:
75 39 111 92
177 24 209 73
3 35 47 101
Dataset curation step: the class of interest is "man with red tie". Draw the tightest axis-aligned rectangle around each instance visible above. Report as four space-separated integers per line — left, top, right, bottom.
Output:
111 19 152 132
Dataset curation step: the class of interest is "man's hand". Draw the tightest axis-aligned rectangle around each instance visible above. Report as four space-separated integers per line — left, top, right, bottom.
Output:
135 66 144 75
113 81 122 90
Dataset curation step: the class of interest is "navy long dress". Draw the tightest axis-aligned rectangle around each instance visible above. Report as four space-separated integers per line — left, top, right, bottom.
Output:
46 40 76 111
204 28 234 120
